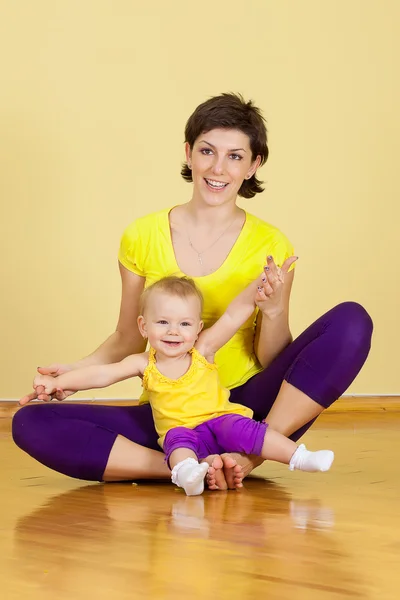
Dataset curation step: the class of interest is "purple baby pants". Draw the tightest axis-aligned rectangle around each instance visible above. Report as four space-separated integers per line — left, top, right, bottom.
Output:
163 414 268 465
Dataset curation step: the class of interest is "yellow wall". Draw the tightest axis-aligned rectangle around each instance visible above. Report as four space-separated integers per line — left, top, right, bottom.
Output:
1 1 398 399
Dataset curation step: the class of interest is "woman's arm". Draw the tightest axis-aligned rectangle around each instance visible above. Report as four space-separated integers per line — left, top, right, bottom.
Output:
254 261 295 368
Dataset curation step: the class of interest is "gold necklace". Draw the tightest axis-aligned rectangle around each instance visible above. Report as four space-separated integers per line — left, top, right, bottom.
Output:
187 215 238 265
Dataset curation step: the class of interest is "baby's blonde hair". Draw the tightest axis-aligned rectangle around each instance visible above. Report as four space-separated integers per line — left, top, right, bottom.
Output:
139 276 204 316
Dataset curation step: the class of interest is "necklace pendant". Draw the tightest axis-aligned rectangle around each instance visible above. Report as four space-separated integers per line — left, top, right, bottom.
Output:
198 254 203 265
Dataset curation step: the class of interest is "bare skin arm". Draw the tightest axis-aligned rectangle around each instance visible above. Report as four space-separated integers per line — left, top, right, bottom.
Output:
254 257 296 368
197 256 297 365
196 275 263 360
33 353 148 397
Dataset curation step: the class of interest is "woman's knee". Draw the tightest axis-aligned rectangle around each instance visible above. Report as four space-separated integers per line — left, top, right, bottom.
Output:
12 404 49 450
330 301 373 345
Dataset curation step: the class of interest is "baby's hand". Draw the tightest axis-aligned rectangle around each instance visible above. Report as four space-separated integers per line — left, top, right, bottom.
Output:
33 374 59 397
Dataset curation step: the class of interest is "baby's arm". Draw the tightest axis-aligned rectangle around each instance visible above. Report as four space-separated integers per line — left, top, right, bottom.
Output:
196 274 264 359
33 353 148 396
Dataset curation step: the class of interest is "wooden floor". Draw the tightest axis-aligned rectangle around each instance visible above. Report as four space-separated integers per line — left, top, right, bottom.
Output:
1 406 400 600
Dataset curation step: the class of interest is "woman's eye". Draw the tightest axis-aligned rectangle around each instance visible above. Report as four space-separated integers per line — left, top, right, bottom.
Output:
230 153 242 161
200 148 213 155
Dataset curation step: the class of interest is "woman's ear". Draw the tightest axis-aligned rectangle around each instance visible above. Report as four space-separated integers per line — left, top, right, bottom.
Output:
137 315 147 339
185 142 192 169
246 154 262 179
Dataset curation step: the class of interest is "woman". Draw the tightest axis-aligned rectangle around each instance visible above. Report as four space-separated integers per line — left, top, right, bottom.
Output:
13 93 373 490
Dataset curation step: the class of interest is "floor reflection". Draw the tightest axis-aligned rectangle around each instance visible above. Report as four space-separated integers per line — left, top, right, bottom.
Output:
12 478 369 598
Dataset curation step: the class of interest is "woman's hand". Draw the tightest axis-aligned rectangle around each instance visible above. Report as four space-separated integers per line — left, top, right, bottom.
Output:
19 364 74 406
33 374 59 398
256 255 298 319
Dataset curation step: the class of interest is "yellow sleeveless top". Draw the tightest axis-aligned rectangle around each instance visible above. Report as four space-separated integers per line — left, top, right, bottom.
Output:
143 347 253 447
118 207 294 399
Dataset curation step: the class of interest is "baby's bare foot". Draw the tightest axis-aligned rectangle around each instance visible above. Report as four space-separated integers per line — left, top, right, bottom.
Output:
202 455 227 490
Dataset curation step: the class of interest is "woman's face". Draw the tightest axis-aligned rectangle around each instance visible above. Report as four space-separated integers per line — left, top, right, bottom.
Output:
186 128 261 206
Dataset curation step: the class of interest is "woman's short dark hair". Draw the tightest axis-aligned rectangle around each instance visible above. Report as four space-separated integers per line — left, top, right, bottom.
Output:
181 93 269 199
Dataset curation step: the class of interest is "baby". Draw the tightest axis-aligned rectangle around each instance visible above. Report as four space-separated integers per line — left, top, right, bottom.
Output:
33 275 334 496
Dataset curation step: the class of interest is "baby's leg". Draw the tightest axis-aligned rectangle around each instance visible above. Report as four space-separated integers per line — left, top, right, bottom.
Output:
261 428 334 472
205 414 334 473
164 428 209 496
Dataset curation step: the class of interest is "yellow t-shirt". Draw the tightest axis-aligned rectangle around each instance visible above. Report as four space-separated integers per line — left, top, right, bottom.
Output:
118 207 294 396
143 347 253 447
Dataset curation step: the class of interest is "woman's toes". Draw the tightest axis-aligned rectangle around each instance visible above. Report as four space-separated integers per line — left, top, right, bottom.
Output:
221 454 237 469
202 455 227 491
233 467 245 489
221 454 239 489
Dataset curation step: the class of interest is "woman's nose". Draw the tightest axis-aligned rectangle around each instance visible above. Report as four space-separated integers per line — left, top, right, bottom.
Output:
211 156 225 175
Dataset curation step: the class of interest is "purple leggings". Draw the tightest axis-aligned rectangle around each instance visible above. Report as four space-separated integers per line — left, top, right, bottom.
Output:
164 415 268 464
12 302 373 481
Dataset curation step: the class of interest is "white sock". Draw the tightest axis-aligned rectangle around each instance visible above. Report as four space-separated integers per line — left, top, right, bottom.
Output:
171 458 209 496
289 443 334 472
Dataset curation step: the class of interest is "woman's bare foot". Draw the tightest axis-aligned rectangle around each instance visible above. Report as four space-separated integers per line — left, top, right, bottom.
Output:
202 454 245 490
202 455 227 490
221 454 245 489
221 453 264 488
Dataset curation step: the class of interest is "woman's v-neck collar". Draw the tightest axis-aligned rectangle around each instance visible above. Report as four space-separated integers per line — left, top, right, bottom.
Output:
163 206 253 280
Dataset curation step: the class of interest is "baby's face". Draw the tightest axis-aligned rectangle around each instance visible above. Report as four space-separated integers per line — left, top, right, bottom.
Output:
141 292 203 357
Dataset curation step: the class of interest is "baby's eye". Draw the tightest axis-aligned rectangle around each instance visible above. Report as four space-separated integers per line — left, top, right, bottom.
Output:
157 320 168 325
181 322 192 327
